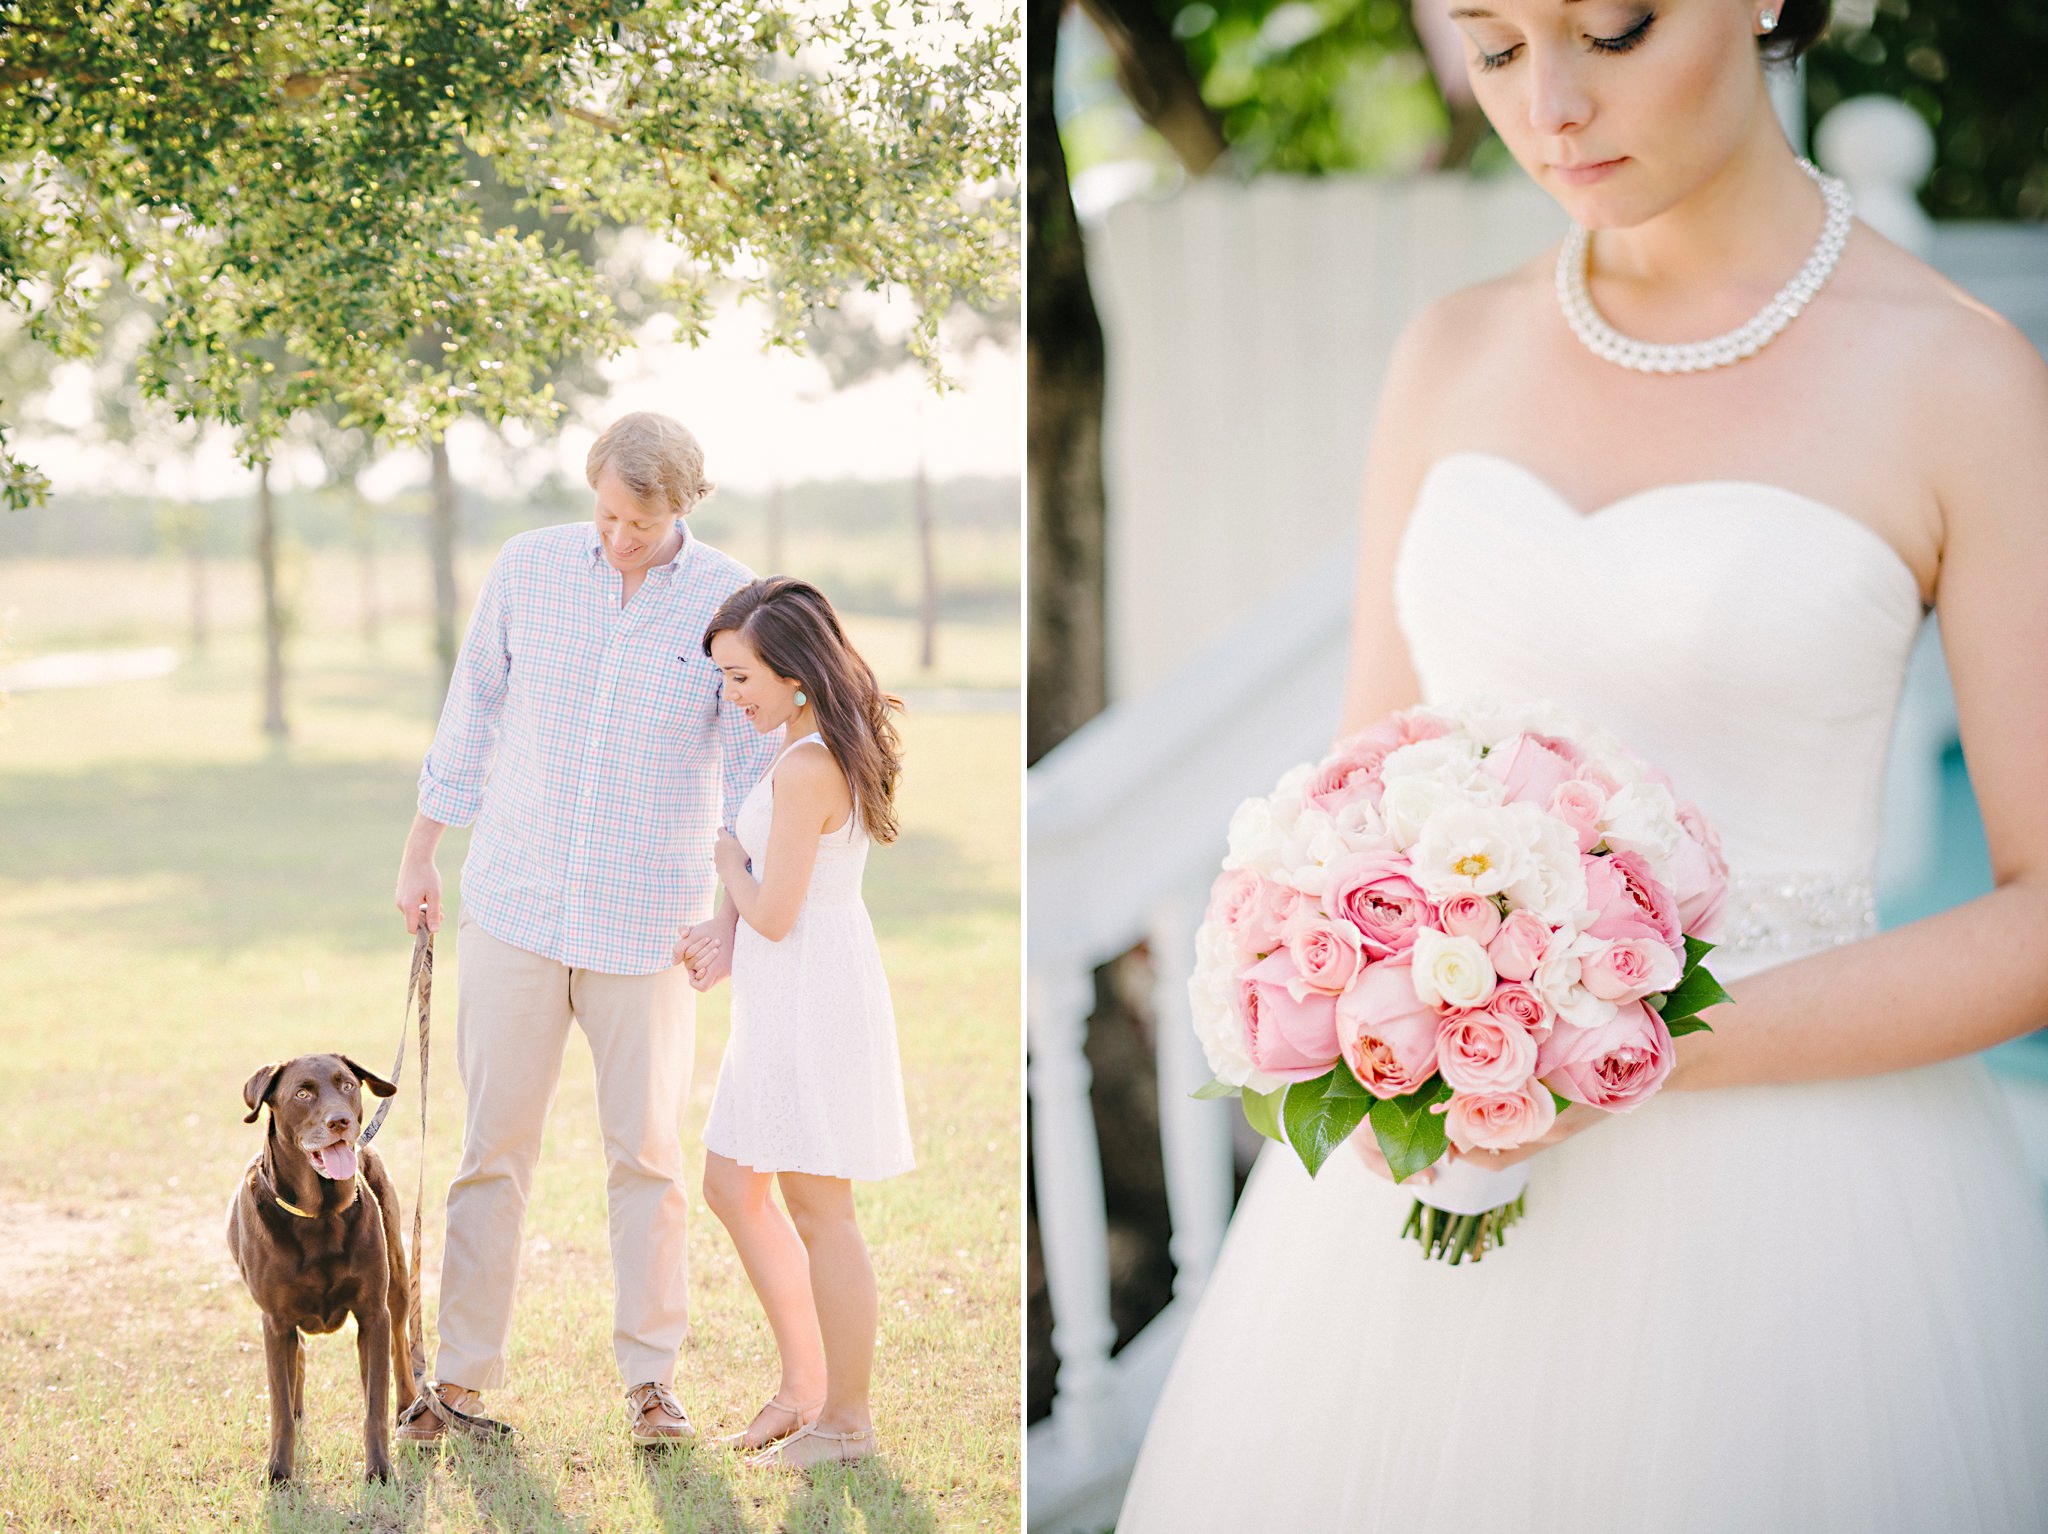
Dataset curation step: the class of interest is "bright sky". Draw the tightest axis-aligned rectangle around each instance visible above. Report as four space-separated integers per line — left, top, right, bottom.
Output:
25 288 1021 503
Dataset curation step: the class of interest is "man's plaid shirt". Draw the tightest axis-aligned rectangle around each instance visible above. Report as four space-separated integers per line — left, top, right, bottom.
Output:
417 520 781 975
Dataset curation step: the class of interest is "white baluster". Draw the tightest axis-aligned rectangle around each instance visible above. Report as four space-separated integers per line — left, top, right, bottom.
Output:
1028 964 1118 1453
1148 892 1233 1304
1816 95 1936 256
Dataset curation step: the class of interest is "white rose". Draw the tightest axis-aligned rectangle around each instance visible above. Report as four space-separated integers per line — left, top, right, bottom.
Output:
1531 946 1619 1031
1408 802 1531 900
1189 924 1264 1088
1380 735 1485 786
1499 803 1590 924
1287 809 1365 895
1598 781 1683 883
1223 794 1294 874
1381 773 1500 850
1331 795 1388 844
1410 928 1499 1011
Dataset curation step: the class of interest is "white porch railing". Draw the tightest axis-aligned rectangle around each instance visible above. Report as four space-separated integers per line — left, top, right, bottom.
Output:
1028 111 2048 1534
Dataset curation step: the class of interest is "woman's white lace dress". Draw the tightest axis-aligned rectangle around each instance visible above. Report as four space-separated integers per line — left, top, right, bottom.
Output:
704 733 914 1181
1116 452 2048 1533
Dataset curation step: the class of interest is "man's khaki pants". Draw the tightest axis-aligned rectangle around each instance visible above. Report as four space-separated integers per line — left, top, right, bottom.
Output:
435 916 695 1391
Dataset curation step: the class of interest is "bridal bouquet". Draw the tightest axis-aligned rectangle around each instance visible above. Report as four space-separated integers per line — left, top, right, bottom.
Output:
1189 700 1731 1263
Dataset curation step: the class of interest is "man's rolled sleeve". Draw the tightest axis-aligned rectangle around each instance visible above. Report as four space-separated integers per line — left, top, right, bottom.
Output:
417 552 513 828
718 680 783 833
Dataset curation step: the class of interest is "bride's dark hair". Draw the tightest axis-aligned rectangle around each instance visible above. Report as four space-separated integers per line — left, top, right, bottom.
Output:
1761 0 1828 62
704 577 906 844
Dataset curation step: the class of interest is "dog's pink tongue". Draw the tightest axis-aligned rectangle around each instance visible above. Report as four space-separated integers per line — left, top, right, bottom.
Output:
314 1142 358 1182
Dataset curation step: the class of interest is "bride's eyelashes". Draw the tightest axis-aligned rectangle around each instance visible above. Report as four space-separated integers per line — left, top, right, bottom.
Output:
1590 10 1657 53
1471 10 1658 71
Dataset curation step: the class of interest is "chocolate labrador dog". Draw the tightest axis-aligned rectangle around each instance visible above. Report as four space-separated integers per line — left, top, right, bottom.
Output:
227 1053 419 1483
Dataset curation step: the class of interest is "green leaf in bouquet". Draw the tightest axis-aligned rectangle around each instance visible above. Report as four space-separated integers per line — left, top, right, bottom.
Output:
1660 962 1733 1023
1681 935 1717 977
1547 1085 1573 1114
1283 1069 1371 1179
1664 1015 1714 1038
1243 1083 1288 1144
1368 1080 1451 1184
1191 1077 1241 1101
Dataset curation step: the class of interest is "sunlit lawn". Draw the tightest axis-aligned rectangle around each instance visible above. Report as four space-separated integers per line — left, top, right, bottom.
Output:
0 588 1020 1532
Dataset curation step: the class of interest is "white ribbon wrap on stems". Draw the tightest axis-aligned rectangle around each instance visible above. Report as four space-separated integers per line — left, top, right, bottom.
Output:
1410 1158 1531 1217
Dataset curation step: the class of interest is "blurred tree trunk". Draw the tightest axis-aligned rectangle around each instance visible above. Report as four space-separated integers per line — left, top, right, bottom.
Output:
1028 0 1225 763
915 399 938 672
351 494 379 651
429 437 458 694
1027 0 1109 763
188 540 208 653
1077 0 1228 172
256 461 287 738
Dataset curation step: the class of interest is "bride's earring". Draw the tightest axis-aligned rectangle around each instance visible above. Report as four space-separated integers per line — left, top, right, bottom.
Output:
795 688 808 707
1758 8 1777 30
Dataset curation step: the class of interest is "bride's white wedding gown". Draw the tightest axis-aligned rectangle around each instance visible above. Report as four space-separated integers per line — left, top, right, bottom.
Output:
1117 452 2048 1532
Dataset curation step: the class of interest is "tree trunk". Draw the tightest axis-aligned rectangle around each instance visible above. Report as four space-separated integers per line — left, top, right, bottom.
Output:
187 529 208 653
1078 0 1229 173
428 437 459 694
256 462 287 738
915 404 938 672
353 496 379 651
1027 0 1110 763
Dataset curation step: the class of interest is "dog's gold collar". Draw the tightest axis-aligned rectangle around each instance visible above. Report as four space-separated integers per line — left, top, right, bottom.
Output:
267 1172 366 1219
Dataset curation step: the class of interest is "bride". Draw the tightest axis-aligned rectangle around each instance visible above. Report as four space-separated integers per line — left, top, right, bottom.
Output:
1116 2 2048 1530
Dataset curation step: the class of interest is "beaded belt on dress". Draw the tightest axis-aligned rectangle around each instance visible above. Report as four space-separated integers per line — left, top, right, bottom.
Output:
1713 870 1877 958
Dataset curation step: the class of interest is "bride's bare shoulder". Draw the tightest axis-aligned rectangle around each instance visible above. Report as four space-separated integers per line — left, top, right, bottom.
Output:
1376 256 1553 442
1843 227 2048 525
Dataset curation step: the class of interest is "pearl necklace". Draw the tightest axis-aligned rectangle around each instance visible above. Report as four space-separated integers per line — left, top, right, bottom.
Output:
1555 158 1853 374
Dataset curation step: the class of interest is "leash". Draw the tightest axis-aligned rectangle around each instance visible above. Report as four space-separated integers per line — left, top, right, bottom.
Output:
380 908 517 1442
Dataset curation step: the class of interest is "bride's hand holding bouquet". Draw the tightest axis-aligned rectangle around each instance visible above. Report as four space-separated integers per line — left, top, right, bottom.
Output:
1189 699 1732 1263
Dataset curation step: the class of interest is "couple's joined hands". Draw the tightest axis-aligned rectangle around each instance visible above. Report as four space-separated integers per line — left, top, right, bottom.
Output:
677 916 733 991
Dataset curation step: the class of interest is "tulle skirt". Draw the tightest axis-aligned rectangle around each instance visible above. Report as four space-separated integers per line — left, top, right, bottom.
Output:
1118 1055 2048 1533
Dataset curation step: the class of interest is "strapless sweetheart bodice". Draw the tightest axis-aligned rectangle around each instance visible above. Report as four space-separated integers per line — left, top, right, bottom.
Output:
1393 452 1927 970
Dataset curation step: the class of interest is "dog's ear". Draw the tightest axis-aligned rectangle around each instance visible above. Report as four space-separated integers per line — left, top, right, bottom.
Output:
242 1062 284 1124
342 1055 398 1099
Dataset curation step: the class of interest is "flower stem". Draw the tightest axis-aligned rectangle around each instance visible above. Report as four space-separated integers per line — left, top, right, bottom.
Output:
1403 1191 1527 1265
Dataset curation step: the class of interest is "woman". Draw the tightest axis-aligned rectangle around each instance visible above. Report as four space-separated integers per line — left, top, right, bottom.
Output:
1117 2 2048 1528
677 577 915 1469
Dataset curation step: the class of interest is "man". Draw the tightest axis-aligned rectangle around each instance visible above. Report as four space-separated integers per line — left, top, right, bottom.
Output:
391 411 778 1445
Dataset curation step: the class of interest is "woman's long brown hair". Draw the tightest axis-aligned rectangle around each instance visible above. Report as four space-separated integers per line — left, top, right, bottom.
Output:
703 577 905 843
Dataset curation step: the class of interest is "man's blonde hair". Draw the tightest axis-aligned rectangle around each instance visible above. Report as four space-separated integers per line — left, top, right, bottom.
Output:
585 412 715 514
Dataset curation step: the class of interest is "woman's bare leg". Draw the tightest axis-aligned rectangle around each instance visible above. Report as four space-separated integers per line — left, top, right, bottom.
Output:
776 1170 876 1442
702 1152 827 1446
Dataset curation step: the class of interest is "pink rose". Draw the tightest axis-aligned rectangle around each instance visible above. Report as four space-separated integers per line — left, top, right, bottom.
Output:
1306 757 1382 813
1550 779 1606 854
1480 734 1577 808
1436 1010 1540 1094
1443 1078 1558 1153
1234 952 1343 1082
1669 800 1730 937
1487 909 1553 983
1326 852 1430 960
1335 958 1441 1099
1485 982 1553 1039
1235 879 1303 957
1436 892 1503 945
1578 934 1682 1003
1583 850 1682 948
1538 999 1674 1111
1278 910 1366 996
1206 868 1265 942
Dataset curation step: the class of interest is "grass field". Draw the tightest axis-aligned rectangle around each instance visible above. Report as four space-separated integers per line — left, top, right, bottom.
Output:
0 580 1021 1532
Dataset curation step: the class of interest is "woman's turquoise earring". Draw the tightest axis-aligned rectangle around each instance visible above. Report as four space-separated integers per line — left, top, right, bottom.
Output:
795 689 808 707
